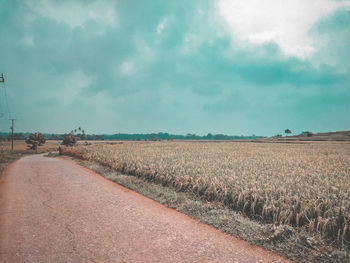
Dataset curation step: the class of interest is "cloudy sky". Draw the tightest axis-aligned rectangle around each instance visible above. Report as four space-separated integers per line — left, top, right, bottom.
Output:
0 0 349 136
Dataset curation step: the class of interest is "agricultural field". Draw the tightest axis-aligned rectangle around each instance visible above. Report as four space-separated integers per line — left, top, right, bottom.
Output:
62 141 350 243
0 140 60 152
0 140 60 176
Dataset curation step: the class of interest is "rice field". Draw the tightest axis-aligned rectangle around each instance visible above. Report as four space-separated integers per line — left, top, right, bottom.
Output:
62 141 350 242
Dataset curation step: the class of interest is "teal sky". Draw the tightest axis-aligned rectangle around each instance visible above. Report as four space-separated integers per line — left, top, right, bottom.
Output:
0 0 350 136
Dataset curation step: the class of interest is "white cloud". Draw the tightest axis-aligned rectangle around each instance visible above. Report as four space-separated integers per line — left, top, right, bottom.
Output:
156 17 168 34
119 61 134 76
26 0 117 28
61 70 93 104
217 0 350 59
133 36 155 61
181 33 203 54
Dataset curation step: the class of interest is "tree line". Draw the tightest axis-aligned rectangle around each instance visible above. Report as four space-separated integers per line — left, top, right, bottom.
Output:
0 132 263 141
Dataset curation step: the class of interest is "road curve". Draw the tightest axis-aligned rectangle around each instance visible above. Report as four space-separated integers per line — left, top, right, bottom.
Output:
0 154 290 263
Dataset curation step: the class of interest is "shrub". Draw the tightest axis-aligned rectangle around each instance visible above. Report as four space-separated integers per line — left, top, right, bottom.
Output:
306 131 313 137
25 132 46 153
62 133 77 147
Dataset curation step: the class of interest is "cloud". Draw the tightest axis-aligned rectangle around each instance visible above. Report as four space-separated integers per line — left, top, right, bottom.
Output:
0 0 349 135
157 17 169 34
25 0 117 28
181 33 203 54
311 9 350 70
217 0 350 59
119 61 134 76
21 36 34 47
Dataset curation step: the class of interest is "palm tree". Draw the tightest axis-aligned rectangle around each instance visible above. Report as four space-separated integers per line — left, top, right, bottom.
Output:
285 129 292 136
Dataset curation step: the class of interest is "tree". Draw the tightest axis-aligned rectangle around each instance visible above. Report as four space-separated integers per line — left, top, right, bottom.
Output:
62 133 77 146
81 129 86 140
149 133 157 141
13 133 25 140
306 131 313 137
285 129 292 136
25 132 46 153
95 135 104 141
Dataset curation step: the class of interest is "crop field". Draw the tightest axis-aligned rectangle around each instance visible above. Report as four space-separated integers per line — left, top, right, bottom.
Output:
0 140 60 152
0 140 61 177
62 141 350 242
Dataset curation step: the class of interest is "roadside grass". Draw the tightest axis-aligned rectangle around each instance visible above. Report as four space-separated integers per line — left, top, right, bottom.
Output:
60 154 350 263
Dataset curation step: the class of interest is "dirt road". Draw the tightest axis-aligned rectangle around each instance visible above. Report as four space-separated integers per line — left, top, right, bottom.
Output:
0 155 290 262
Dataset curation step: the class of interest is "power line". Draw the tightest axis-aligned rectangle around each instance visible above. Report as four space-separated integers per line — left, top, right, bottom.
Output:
0 73 4 118
0 73 11 119
0 90 3 118
1 74 16 151
3 81 11 118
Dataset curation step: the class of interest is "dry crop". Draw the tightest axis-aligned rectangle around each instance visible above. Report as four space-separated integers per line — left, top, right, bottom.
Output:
62 141 350 242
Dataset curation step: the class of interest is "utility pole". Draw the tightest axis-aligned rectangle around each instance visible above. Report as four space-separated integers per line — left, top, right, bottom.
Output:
2 73 15 151
1 73 15 150
9 118 15 151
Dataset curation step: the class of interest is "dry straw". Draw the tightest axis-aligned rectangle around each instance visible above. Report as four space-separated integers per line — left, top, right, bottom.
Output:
62 141 350 242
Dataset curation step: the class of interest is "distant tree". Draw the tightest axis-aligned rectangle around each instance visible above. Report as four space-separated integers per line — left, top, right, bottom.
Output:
81 130 86 140
12 133 25 140
285 129 292 136
95 135 104 141
185 133 199 140
150 133 157 141
213 134 227 140
306 131 313 137
26 132 46 153
62 133 77 146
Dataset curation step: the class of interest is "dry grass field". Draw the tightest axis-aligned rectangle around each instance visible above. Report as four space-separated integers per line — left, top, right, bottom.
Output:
0 140 60 176
0 140 60 152
62 141 350 243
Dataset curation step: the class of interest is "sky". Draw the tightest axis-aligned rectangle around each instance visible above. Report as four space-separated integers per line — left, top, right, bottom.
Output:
0 0 350 136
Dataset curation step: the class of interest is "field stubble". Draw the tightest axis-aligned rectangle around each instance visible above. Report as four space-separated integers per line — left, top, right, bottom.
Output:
62 141 350 243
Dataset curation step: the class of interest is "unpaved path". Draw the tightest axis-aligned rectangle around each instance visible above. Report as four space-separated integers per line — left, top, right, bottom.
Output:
0 155 290 262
